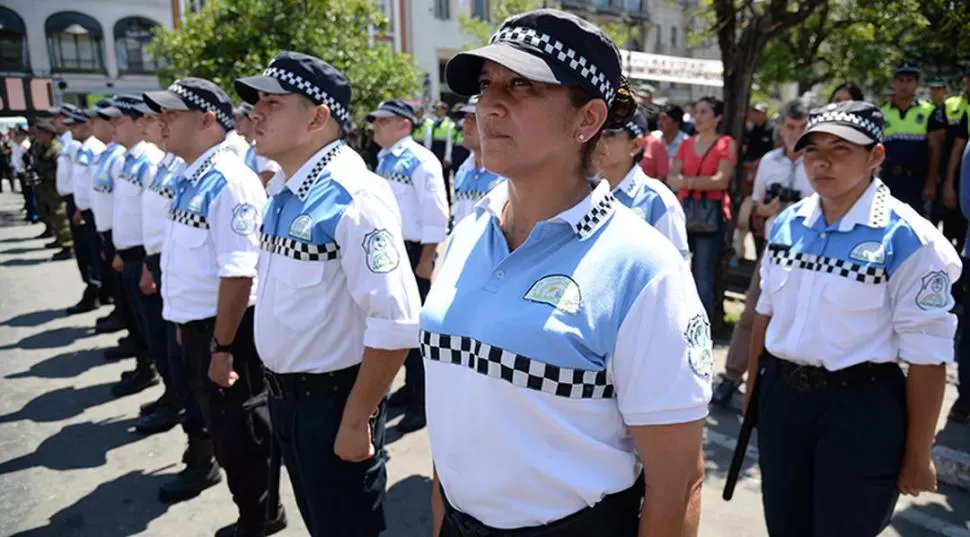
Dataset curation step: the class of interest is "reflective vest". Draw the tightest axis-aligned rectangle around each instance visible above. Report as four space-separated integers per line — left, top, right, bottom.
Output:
944 94 969 136
880 100 937 142
431 117 455 142
452 125 464 146
413 117 432 142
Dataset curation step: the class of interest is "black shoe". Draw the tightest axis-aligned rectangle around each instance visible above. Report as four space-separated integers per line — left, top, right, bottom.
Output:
121 367 138 380
66 286 99 315
35 230 52 239
386 386 412 408
111 367 159 397
135 406 183 435
104 340 138 361
396 404 426 433
95 314 125 334
51 248 73 261
140 389 178 416
949 398 970 424
214 508 287 537
711 374 741 408
158 461 222 504
44 239 61 249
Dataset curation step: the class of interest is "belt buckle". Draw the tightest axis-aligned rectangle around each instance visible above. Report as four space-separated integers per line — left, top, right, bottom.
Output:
789 366 813 392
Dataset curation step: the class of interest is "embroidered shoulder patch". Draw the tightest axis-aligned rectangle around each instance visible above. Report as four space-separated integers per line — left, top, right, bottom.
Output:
524 275 582 315
231 204 258 236
288 214 313 241
848 241 886 264
684 314 713 379
916 270 949 310
362 229 400 273
187 194 204 213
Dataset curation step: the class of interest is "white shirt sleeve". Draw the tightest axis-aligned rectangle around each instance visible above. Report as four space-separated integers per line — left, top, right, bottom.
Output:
653 207 690 259
888 242 962 365
752 159 768 203
256 156 281 176
209 170 267 278
73 150 96 210
445 123 454 163
413 158 449 244
755 250 773 316
335 189 422 350
424 122 434 150
610 264 713 426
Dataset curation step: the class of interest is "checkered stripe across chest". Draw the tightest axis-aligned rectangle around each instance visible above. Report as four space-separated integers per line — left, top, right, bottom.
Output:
169 208 208 230
767 244 887 284
118 165 144 188
260 232 340 262
420 330 615 399
381 172 412 186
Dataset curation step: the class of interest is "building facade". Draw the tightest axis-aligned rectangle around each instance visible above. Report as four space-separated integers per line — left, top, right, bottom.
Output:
0 0 172 108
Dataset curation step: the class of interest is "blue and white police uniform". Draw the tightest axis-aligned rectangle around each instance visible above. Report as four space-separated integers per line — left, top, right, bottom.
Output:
245 145 281 178
113 140 165 254
754 101 961 537
452 153 504 223
90 141 125 235
143 152 185 257
65 110 107 291
55 107 80 198
71 131 106 218
223 128 252 157
614 165 689 258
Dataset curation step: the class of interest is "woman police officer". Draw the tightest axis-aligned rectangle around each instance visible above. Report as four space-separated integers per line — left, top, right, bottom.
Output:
421 9 712 537
594 108 690 258
748 100 960 536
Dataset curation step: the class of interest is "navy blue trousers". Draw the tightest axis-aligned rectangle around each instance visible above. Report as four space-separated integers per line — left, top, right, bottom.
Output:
268 386 388 537
64 196 100 287
121 255 157 368
146 254 207 436
757 355 906 537
957 262 970 406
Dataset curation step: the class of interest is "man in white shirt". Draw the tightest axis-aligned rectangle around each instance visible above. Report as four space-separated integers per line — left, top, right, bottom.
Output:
712 99 813 406
367 99 449 433
10 126 37 223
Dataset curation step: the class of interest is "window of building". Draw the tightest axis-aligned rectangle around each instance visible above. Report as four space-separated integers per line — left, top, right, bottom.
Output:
115 17 161 74
671 26 678 49
435 0 450 20
46 12 105 73
472 0 489 20
624 0 642 13
654 25 663 53
185 0 207 14
0 7 29 73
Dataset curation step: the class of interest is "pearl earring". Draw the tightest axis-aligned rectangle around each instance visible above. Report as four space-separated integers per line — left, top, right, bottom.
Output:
577 133 586 141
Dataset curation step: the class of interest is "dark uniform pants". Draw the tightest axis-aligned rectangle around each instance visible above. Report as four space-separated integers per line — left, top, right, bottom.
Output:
431 140 453 206
404 241 431 400
121 248 163 372
957 268 970 406
268 369 388 537
37 184 71 247
757 354 905 537
146 253 207 437
180 307 270 522
64 195 99 286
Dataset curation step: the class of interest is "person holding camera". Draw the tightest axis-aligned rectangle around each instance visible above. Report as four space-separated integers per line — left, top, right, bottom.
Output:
712 99 813 406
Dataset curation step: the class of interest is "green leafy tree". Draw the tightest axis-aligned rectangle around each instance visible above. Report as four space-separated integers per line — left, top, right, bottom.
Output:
457 0 638 51
149 0 422 124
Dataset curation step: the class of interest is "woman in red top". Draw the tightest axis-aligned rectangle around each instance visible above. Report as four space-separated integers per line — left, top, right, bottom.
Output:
668 96 738 319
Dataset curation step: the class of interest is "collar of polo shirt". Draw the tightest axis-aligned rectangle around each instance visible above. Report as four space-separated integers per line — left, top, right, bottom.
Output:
477 179 617 240
614 165 644 198
282 140 347 202
795 178 891 232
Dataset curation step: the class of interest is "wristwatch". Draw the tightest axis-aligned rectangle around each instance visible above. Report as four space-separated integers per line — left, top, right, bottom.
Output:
210 337 233 354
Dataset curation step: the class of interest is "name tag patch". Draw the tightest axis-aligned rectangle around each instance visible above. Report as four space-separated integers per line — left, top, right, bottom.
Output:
524 275 582 315
684 314 713 379
848 241 886 264
916 270 949 310
363 229 400 273
288 214 313 241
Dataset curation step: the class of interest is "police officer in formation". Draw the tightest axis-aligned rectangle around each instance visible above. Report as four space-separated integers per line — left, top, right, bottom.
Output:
234 102 281 185
450 95 505 224
367 98 449 433
880 61 946 214
143 78 283 537
234 50 421 537
425 9 710 535
593 108 689 257
749 100 959 536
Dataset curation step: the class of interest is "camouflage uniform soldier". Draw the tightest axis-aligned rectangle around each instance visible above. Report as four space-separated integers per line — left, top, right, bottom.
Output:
32 121 73 260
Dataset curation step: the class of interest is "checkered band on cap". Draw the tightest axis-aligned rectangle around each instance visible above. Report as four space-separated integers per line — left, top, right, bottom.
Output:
169 208 209 229
624 120 644 137
489 26 615 104
260 233 340 261
262 66 351 127
168 83 234 132
808 109 884 142
378 102 417 123
114 99 141 113
767 244 888 284
420 330 615 399
574 191 616 239
294 142 346 201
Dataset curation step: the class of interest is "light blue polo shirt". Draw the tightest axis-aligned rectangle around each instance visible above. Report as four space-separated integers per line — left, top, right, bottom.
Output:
421 179 712 529
612 165 689 257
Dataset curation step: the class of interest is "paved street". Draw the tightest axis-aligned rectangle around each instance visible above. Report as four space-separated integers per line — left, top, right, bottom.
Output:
0 190 968 536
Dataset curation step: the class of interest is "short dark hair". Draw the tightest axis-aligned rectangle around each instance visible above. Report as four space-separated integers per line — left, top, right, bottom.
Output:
829 82 864 103
780 100 807 120
662 104 684 125
697 96 724 117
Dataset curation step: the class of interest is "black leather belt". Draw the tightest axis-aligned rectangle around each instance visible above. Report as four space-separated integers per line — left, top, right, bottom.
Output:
773 356 900 392
264 365 360 400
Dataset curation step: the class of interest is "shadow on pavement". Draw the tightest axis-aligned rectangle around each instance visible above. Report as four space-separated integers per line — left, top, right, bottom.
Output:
0 236 33 243
6 348 108 380
0 416 143 475
8 470 173 537
0 381 116 424
0 308 64 328
383 474 433 537
1 247 46 256
0 326 94 351
891 484 970 534
0 257 50 268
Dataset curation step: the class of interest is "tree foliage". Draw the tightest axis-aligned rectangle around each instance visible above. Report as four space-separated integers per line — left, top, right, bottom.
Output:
149 0 422 124
457 0 637 51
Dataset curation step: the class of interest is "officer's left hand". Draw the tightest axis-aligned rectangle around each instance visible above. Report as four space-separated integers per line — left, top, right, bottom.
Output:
415 258 434 281
208 352 239 388
334 419 375 462
943 181 958 210
898 455 938 496
922 181 937 204
112 254 123 273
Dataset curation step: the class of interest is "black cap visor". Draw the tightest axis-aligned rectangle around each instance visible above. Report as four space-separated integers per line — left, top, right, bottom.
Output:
234 76 291 105
98 107 123 120
794 124 876 152
446 42 561 96
143 90 191 113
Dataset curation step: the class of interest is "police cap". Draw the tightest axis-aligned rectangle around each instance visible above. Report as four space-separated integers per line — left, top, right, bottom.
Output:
893 61 920 79
34 120 57 134
794 101 884 152
365 99 418 124
143 78 236 132
604 108 647 138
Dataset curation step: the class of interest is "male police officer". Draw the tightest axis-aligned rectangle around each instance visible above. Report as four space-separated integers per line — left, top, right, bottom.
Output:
941 68 970 250
367 99 449 432
144 78 283 537
880 61 946 214
235 50 420 537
